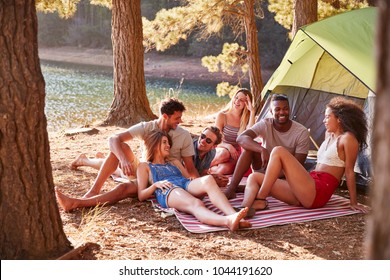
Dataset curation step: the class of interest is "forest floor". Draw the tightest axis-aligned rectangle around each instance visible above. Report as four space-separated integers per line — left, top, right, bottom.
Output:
42 47 371 260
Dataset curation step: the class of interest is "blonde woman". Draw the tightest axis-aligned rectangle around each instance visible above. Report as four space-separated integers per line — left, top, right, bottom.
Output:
210 88 255 175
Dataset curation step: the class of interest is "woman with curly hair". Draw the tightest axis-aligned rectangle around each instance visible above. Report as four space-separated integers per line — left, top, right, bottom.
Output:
240 97 370 212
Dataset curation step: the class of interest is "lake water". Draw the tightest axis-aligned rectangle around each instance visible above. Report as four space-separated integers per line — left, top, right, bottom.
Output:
41 61 231 132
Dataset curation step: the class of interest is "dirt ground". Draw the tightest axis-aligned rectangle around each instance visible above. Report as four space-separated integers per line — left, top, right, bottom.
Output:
50 124 370 260
43 47 370 260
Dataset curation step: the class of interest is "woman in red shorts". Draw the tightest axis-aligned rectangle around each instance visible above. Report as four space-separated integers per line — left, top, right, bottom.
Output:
240 96 370 213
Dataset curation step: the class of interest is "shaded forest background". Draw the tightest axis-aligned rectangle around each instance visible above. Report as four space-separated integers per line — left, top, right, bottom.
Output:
37 0 289 70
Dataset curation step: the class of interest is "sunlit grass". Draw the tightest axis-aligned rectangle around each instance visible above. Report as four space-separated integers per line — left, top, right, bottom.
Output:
42 62 230 132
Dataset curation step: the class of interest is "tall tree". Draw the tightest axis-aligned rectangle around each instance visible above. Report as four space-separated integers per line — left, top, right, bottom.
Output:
104 0 156 126
292 0 317 37
367 0 390 259
0 0 71 259
143 0 264 113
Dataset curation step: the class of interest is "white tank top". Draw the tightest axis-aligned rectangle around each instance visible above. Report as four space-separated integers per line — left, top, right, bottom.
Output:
317 135 345 168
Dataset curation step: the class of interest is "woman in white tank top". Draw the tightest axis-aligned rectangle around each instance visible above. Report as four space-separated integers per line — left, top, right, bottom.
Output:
240 97 370 213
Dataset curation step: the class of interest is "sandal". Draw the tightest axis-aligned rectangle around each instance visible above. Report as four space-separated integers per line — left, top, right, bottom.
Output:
254 198 268 210
233 206 256 219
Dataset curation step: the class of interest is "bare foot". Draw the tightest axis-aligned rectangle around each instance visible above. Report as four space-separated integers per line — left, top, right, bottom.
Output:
70 153 88 170
55 187 79 212
226 207 249 231
252 199 268 210
239 220 252 229
95 152 105 158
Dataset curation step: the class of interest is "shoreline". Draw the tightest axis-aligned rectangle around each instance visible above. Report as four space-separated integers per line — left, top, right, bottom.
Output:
38 46 272 83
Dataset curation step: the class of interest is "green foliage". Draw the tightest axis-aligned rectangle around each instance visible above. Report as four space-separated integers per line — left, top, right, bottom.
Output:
36 0 81 18
268 0 370 31
202 43 248 76
216 82 241 98
143 0 264 96
143 0 262 52
202 43 249 97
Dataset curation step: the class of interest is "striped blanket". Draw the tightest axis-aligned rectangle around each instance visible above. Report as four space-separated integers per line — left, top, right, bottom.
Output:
150 193 362 233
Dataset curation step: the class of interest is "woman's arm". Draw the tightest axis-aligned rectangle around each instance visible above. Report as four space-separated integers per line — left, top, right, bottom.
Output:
136 162 156 202
341 133 369 213
246 96 255 129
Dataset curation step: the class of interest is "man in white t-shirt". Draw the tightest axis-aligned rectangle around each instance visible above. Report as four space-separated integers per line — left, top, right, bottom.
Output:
224 94 310 199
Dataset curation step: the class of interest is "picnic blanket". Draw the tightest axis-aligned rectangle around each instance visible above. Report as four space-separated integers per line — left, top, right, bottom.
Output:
150 193 362 233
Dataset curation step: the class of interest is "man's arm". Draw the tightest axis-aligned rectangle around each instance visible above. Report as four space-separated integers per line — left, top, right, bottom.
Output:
237 129 269 169
108 130 134 176
182 156 200 178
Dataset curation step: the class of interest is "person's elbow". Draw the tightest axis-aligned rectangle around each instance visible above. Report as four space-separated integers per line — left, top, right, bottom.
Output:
237 134 250 147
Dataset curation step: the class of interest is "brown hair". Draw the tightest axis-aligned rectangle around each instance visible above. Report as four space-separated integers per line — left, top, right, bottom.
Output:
202 126 222 145
327 97 367 150
143 130 172 162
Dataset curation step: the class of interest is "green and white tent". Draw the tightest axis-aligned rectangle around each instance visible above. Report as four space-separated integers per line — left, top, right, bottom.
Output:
258 7 377 185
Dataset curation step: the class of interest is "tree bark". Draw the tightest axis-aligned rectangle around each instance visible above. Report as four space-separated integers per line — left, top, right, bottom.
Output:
105 0 157 127
0 0 71 259
243 0 264 114
292 0 317 37
367 0 390 259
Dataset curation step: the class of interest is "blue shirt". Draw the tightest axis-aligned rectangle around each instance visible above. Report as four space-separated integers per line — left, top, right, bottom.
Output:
193 139 216 174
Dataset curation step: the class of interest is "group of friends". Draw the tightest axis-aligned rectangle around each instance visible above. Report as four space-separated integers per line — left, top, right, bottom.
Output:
55 89 370 231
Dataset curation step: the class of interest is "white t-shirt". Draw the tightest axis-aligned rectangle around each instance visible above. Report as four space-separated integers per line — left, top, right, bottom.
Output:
250 118 310 155
128 119 195 161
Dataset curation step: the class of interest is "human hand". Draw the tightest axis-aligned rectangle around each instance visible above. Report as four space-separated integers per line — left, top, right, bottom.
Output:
246 95 253 111
210 173 229 188
154 180 174 194
260 148 269 169
120 159 135 176
350 203 370 213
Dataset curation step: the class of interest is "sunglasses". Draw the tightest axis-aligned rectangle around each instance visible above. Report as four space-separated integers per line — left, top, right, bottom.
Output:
200 133 213 144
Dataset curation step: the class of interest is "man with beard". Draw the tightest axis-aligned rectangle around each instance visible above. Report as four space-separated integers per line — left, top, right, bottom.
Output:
224 94 310 199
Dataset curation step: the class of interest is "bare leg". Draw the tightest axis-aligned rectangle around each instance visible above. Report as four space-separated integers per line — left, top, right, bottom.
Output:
83 152 120 198
241 172 263 209
209 159 236 175
71 153 123 177
224 150 258 199
187 175 238 215
255 147 316 208
55 182 137 212
167 188 249 231
70 153 105 171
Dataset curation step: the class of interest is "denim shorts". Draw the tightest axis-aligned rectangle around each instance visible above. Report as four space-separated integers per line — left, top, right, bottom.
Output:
154 181 190 208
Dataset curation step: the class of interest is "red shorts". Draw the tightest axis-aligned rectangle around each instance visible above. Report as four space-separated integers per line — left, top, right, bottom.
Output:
309 171 340 208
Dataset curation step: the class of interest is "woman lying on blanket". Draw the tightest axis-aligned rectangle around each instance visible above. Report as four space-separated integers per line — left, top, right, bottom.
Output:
241 97 370 213
137 129 251 231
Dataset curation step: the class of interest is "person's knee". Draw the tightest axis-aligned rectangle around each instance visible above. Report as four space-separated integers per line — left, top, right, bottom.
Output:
189 198 205 209
202 174 216 185
117 182 137 197
271 146 287 157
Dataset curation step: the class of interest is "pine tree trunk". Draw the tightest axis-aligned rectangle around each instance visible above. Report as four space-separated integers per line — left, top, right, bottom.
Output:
105 0 157 126
292 0 317 37
367 0 390 259
244 0 264 114
0 0 71 259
